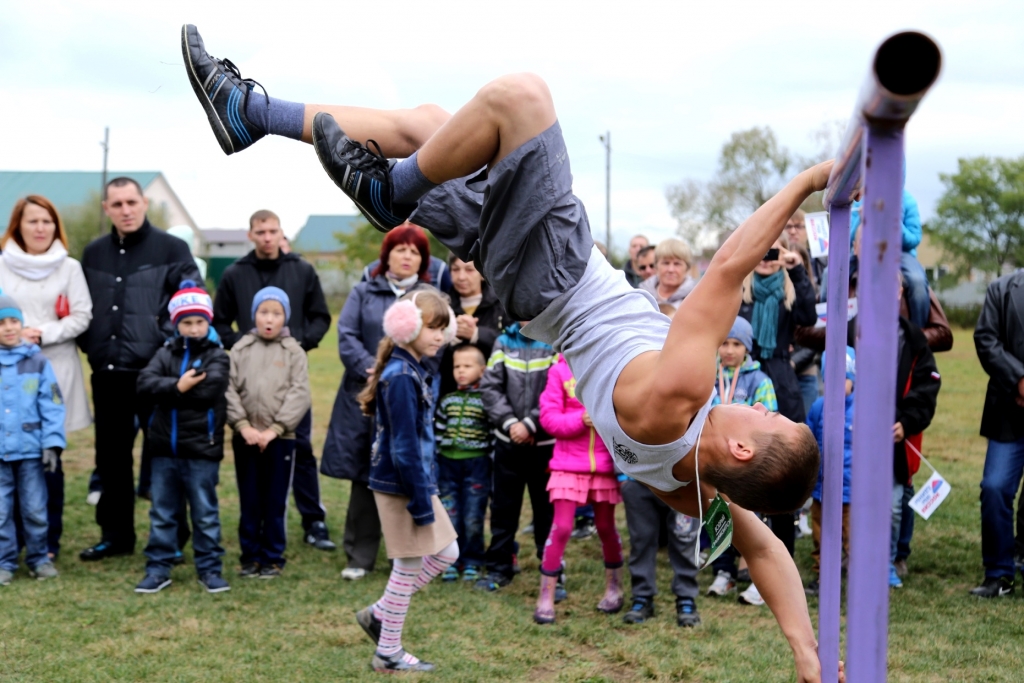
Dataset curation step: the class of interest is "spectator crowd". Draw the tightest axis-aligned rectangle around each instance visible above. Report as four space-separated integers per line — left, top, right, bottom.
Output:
2 173 1023 662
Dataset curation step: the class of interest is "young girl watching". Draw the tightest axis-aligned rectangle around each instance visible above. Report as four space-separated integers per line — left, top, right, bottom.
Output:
534 354 624 624
354 290 460 674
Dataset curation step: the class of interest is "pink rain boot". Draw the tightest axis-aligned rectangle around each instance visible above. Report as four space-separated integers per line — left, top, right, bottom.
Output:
597 567 624 614
534 574 558 624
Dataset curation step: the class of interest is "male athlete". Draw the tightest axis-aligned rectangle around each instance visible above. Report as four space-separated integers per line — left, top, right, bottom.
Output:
182 25 843 681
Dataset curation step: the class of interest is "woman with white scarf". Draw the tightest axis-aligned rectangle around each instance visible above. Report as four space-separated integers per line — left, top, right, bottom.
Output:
1 196 94 557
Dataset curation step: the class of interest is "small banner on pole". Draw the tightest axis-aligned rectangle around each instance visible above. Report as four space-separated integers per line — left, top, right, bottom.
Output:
907 441 951 520
804 211 830 258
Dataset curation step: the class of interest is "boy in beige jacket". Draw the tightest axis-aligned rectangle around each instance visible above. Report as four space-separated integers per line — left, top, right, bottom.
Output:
226 287 311 579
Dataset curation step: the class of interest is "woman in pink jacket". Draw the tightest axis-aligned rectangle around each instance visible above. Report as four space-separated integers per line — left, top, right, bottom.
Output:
534 355 623 624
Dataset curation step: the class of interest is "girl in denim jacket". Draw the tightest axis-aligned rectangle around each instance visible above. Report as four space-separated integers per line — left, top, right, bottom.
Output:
353 290 459 674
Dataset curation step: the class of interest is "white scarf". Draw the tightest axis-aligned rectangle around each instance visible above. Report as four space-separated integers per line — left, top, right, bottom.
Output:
386 271 419 297
1 240 68 281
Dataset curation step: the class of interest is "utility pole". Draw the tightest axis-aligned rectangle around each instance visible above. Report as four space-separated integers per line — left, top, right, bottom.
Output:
98 127 109 233
599 131 611 249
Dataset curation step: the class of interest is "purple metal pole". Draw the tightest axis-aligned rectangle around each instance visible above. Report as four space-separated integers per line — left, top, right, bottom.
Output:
846 128 905 683
818 203 851 683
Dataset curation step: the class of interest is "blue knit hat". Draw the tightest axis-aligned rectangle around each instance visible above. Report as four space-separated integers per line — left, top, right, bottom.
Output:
251 286 291 322
0 291 23 324
822 346 857 384
726 316 754 353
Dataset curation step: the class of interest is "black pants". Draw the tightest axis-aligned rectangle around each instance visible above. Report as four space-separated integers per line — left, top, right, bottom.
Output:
342 480 381 570
234 435 295 566
292 410 326 530
484 440 554 580
93 371 151 549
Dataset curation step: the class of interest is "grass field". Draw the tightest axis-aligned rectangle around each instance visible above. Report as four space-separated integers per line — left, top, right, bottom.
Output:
2 327 1021 682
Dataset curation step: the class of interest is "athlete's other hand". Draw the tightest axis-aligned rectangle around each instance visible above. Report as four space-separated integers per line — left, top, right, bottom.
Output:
806 160 835 193
509 422 531 444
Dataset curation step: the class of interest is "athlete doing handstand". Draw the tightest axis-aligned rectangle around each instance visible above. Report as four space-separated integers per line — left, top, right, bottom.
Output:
181 25 843 682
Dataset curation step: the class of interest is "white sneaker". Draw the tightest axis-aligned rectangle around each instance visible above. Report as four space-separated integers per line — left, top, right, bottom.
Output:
738 583 765 606
86 491 101 506
706 570 736 597
341 567 367 580
798 510 812 538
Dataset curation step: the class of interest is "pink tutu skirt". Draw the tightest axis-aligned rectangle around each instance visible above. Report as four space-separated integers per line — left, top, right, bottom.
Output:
547 471 622 505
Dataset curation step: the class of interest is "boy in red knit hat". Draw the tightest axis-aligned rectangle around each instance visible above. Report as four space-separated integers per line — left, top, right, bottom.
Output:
134 281 231 594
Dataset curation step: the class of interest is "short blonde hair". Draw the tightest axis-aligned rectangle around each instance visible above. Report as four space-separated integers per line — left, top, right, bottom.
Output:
654 238 693 269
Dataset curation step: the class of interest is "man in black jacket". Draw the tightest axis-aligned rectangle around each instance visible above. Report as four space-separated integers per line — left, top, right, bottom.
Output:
78 177 201 560
972 269 1024 598
212 209 336 550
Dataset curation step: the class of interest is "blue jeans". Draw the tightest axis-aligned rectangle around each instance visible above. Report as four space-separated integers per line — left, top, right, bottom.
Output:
0 458 48 571
235 436 295 567
900 253 930 329
891 481 903 564
980 437 1024 579
896 484 915 562
144 457 224 577
437 455 491 566
798 373 820 417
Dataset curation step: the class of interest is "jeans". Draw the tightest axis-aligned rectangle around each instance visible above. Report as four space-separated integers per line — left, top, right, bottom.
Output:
896 484 915 562
798 373 820 418
14 452 63 557
980 437 1024 579
484 441 553 580
900 252 930 329
144 457 224 577
235 435 296 567
437 455 491 567
0 459 48 571
621 479 698 600
890 481 904 564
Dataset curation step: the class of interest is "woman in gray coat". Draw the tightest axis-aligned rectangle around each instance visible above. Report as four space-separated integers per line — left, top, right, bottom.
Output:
638 238 697 311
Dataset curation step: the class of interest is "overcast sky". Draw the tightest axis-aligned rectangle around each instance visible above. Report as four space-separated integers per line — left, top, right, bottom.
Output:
3 0 1022 248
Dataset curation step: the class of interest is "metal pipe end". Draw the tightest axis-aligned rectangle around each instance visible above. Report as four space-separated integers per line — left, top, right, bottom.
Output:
874 32 942 98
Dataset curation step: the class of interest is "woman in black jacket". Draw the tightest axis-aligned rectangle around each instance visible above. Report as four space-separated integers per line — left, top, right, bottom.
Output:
438 255 506 395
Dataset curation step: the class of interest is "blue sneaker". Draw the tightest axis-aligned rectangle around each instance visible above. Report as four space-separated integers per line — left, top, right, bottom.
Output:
889 564 903 589
474 572 512 592
135 574 172 594
198 572 231 593
181 24 266 155
441 565 459 582
461 565 481 583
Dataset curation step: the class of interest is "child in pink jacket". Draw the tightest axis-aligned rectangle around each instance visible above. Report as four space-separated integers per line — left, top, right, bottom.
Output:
534 354 623 624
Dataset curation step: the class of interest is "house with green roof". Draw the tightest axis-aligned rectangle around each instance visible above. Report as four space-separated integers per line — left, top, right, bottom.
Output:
0 170 198 234
292 214 365 267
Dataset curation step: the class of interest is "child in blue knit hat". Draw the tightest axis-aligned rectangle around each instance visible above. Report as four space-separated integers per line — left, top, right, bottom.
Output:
0 292 66 586
803 346 856 597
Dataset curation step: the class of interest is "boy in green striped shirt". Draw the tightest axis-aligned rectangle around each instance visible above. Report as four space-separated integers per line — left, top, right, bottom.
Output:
435 345 493 582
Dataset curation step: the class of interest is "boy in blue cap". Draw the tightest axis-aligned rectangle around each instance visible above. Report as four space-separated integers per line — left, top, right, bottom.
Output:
226 287 311 579
0 292 66 585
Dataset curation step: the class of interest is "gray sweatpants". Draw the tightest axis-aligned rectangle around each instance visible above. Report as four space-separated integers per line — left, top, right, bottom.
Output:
621 479 699 601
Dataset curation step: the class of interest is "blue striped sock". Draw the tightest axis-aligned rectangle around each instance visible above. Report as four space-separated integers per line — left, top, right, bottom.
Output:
391 151 438 205
244 92 304 140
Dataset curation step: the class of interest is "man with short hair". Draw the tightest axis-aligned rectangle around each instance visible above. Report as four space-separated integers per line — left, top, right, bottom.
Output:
972 268 1024 597
622 234 649 287
78 177 201 561
212 210 336 550
635 245 657 283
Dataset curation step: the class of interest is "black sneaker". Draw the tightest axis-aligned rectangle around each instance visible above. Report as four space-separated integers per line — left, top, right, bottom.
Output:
80 541 134 562
622 596 655 624
239 563 261 578
259 564 283 579
676 597 701 628
303 521 337 551
180 24 266 155
969 576 1014 598
371 649 436 673
571 516 597 541
135 574 171 594
355 605 382 645
311 112 413 233
474 572 512 592
805 579 820 597
198 572 231 594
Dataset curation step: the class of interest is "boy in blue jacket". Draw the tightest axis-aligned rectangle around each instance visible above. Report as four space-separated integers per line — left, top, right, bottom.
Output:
804 346 856 596
0 293 66 585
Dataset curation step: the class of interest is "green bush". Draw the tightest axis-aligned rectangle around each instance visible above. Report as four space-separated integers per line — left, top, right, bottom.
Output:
944 303 983 330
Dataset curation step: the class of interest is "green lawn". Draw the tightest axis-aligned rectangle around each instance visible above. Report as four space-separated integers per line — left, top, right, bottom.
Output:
1 327 1021 682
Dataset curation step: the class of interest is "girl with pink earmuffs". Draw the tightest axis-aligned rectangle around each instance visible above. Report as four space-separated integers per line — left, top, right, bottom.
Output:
352 289 461 674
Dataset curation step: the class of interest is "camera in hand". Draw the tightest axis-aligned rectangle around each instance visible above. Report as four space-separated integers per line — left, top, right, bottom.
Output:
762 248 780 262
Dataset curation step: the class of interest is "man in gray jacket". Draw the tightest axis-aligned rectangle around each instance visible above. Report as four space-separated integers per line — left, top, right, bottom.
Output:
972 269 1024 598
